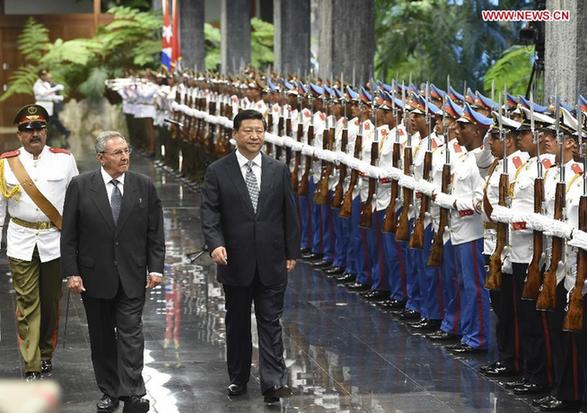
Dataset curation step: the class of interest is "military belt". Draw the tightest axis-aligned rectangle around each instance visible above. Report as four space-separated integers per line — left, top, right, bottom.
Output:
11 217 55 230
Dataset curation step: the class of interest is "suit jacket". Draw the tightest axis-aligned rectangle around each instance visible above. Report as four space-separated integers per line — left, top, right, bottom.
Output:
200 151 300 286
60 169 165 299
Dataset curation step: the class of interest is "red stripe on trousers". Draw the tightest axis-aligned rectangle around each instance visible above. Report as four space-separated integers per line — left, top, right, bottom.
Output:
540 312 554 386
471 240 486 348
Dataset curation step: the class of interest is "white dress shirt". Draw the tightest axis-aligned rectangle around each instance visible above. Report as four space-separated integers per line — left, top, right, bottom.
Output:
235 150 262 190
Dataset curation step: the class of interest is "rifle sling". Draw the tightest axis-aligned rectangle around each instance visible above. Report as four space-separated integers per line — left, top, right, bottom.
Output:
6 156 62 230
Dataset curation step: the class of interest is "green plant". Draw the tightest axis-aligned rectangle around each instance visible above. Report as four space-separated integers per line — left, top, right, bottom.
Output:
483 45 535 98
204 23 220 71
1 6 161 102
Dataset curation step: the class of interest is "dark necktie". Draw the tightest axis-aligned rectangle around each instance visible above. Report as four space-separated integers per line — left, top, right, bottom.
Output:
110 179 122 223
245 161 259 212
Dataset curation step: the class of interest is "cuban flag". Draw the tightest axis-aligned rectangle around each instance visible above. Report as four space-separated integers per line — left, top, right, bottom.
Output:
171 0 181 69
161 0 173 71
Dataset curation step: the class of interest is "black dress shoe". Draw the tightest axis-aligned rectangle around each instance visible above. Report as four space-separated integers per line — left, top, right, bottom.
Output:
362 290 390 301
538 398 579 411
123 395 149 413
263 386 292 404
324 266 345 275
24 372 41 382
447 343 487 354
426 330 460 342
532 395 555 407
398 309 421 321
410 319 441 332
513 382 549 395
41 359 52 374
377 298 406 310
483 363 516 377
302 252 323 261
226 383 247 396
312 259 333 268
336 273 356 284
479 360 499 374
300 248 311 255
97 394 119 413
505 377 528 389
346 282 370 292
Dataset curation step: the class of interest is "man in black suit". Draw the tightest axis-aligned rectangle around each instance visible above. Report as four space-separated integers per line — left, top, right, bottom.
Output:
200 109 300 405
61 131 165 413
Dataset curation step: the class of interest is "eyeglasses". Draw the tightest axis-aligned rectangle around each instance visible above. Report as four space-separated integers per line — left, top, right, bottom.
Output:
101 147 132 156
240 128 265 136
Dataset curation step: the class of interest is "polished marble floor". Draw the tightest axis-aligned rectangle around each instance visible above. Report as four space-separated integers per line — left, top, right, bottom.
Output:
0 135 538 412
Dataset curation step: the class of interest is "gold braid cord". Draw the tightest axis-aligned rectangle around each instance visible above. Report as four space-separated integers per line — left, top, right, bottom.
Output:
0 159 21 200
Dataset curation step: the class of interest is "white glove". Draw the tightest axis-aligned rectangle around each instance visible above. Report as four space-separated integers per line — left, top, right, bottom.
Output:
282 136 294 148
273 135 285 147
322 150 338 163
301 144 315 156
398 175 417 190
491 205 515 224
349 157 364 171
383 166 403 180
291 141 304 152
501 255 513 275
416 180 437 196
365 164 381 179
264 133 276 144
454 198 475 212
53 95 64 102
526 212 552 232
52 84 65 92
435 192 456 209
543 219 574 239
569 229 587 251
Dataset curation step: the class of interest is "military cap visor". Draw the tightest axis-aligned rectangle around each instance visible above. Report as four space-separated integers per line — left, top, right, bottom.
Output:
13 104 49 127
18 121 47 132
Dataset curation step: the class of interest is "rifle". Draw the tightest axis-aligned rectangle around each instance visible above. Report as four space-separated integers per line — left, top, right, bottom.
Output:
382 89 402 232
485 101 508 291
291 95 303 192
537 97 564 311
522 92 546 299
266 108 274 155
298 94 314 196
562 104 585 332
276 105 285 160
395 85 413 241
428 91 451 266
206 97 217 154
339 121 363 218
332 99 349 208
410 84 433 249
285 106 293 167
359 94 379 228
314 93 334 205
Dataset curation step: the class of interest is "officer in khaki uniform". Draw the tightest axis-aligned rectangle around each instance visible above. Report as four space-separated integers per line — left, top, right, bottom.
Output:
0 104 78 381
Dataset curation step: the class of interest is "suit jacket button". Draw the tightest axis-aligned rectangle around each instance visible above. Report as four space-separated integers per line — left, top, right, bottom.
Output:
115 241 119 246
114 260 118 266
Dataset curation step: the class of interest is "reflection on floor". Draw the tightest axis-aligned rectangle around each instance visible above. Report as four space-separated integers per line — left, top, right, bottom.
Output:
0 136 535 412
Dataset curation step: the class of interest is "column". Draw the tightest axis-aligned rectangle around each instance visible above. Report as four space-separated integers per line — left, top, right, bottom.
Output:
220 0 251 74
273 0 310 75
545 0 587 103
179 0 205 71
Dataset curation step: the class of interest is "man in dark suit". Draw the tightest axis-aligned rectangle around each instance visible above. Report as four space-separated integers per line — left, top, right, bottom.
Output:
61 131 165 413
200 109 300 405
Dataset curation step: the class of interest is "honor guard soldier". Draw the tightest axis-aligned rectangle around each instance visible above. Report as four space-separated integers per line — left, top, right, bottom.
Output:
0 104 79 381
435 103 492 354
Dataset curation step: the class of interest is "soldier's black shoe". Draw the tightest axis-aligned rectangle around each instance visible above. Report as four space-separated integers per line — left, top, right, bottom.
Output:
312 259 333 268
41 359 52 374
336 273 356 284
483 361 516 377
513 382 549 395
532 395 555 407
302 253 323 262
227 383 247 396
263 386 292 405
409 319 441 332
447 343 487 354
324 266 345 276
397 309 421 321
505 377 529 389
377 298 406 310
25 372 41 382
97 394 119 413
362 290 390 301
346 282 370 292
300 248 311 255
538 398 580 411
426 330 460 342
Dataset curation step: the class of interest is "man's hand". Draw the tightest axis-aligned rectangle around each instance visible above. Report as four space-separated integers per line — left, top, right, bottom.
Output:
146 273 162 289
211 246 228 265
286 259 296 272
67 276 86 294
